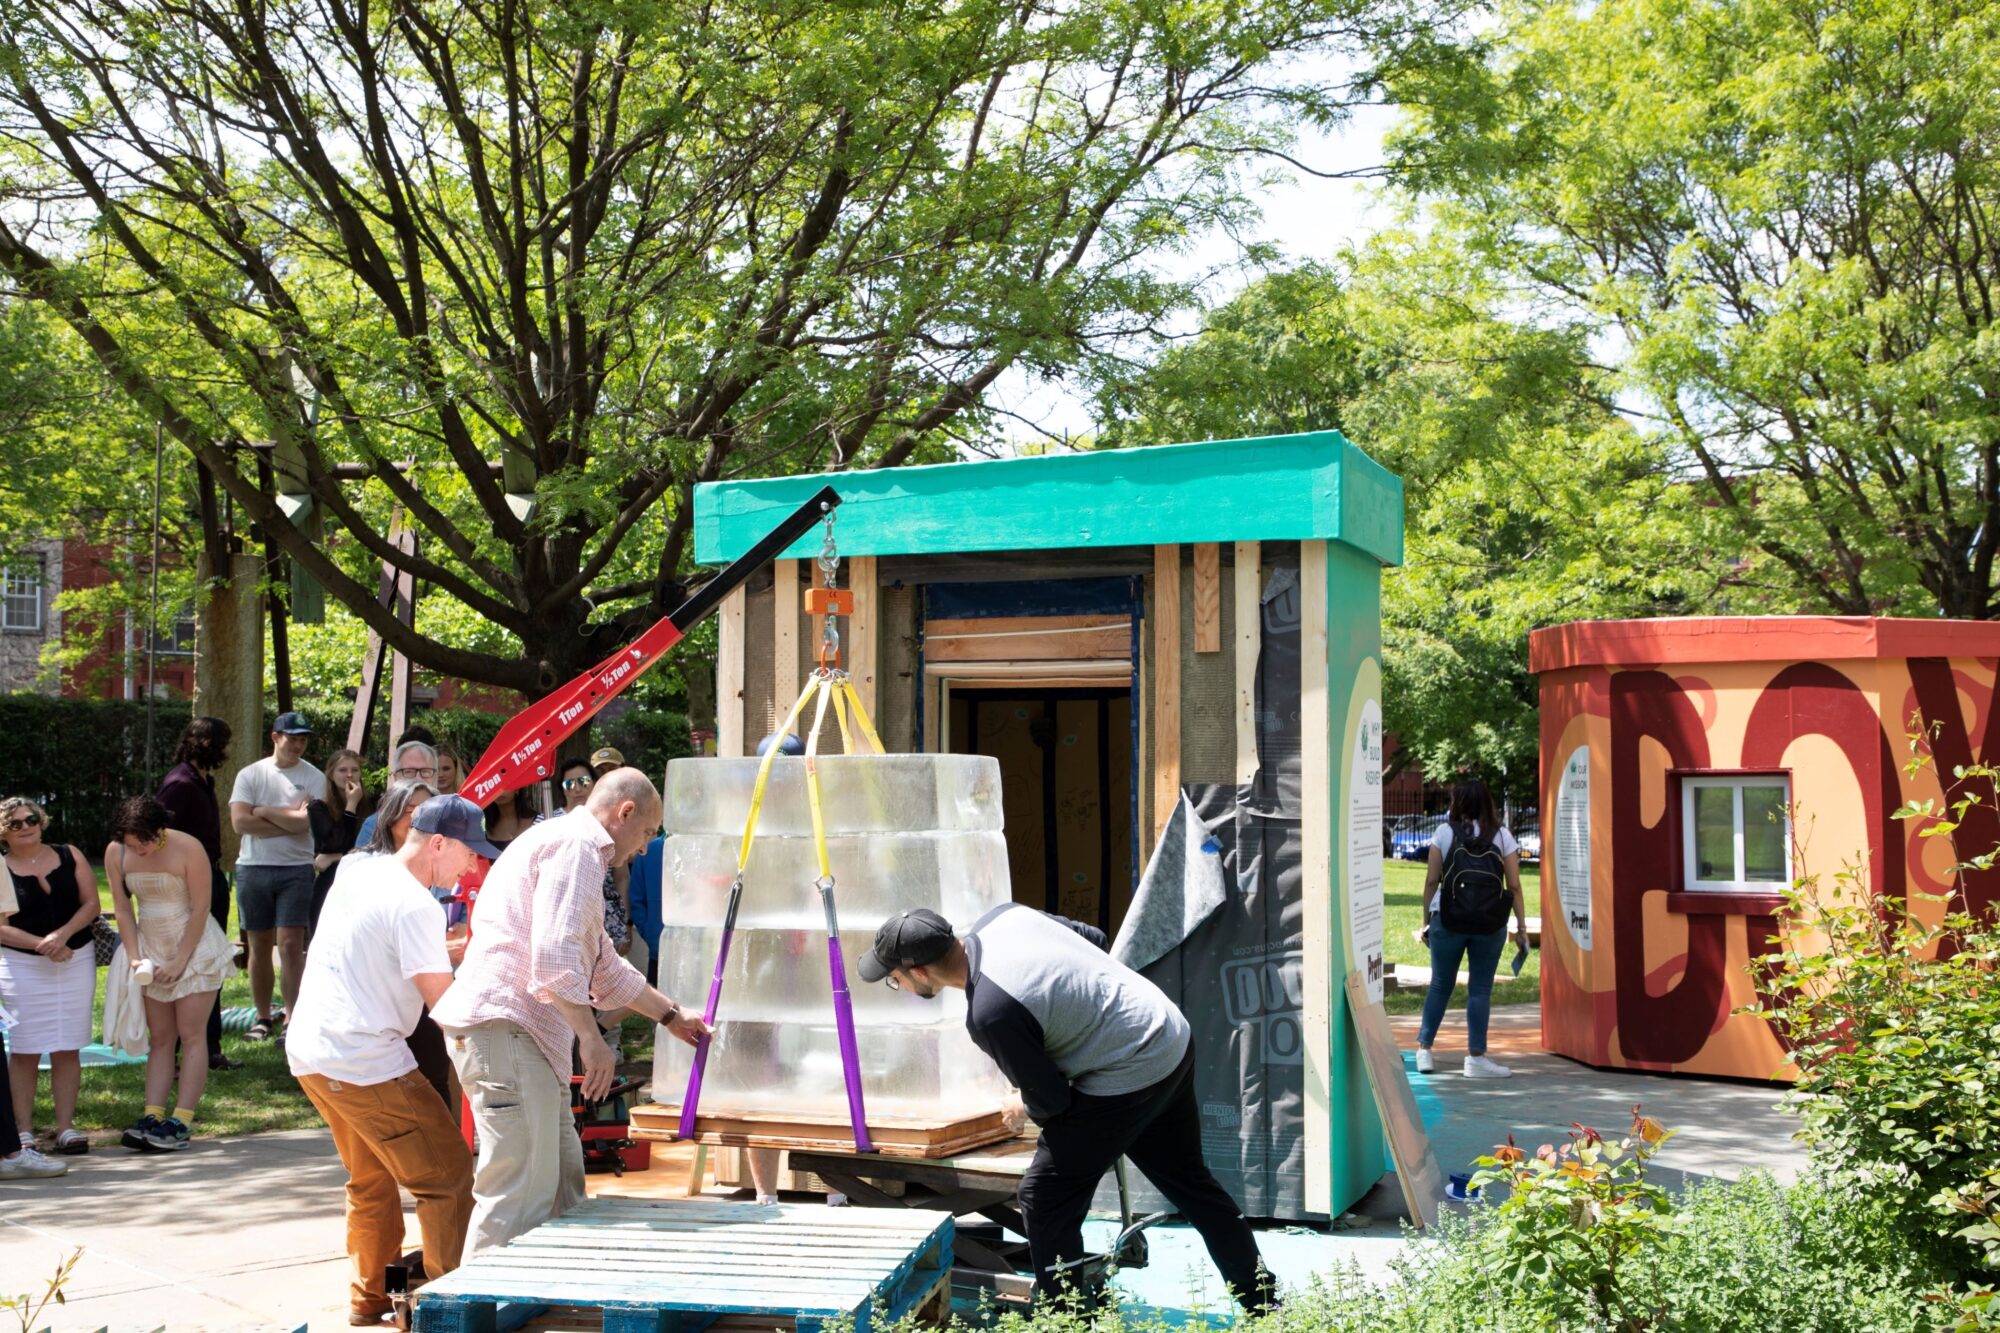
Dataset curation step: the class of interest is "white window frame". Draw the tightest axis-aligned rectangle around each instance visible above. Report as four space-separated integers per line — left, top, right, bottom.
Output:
1 562 43 633
1680 774 1792 893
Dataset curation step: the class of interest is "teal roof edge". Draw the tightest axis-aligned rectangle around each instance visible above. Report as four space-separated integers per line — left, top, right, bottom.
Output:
693 432 1405 567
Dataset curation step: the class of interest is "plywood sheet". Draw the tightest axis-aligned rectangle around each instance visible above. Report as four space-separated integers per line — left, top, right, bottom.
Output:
633 1105 1013 1159
1343 970 1442 1227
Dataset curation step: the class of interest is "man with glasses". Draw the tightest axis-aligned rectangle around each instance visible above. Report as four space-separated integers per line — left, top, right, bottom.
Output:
434 769 709 1255
355 742 439 851
288 794 488 1328
229 712 325 1043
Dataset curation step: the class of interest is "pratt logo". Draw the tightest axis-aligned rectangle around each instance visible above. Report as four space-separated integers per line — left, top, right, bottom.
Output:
1570 910 1590 932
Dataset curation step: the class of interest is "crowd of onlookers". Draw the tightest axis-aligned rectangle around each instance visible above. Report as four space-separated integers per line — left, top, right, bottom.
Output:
0 714 662 1182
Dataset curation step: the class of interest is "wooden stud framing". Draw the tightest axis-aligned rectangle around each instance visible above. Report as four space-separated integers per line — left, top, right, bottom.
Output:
1152 544 1182 847
1234 541 1261 785
773 559 800 717
1193 542 1222 652
717 586 747 758
847 556 877 724
1299 539 1332 1211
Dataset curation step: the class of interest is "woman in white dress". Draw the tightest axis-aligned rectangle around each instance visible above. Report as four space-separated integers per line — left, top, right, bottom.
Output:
104 796 236 1152
0 796 99 1156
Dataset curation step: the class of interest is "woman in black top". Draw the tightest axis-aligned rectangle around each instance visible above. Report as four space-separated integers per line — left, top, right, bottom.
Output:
308 748 374 936
0 796 99 1154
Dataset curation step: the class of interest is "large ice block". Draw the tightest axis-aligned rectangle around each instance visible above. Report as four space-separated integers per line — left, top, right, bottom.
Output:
654 754 1017 1122
665 755 1003 836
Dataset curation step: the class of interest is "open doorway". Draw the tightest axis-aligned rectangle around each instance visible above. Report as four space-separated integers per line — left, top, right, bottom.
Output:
947 689 1135 937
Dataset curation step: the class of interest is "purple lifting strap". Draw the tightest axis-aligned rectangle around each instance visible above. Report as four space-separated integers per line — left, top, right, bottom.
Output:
677 884 744 1138
827 934 875 1153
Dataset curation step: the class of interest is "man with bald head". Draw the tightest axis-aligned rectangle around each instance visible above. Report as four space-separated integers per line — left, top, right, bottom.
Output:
433 767 711 1253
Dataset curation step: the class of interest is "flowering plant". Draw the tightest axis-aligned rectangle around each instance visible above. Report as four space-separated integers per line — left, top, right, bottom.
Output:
1468 1107 1677 1331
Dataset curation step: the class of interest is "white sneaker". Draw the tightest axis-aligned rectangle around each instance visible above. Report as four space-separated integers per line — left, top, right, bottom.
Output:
1464 1055 1513 1079
0 1146 68 1179
1414 1048 1435 1074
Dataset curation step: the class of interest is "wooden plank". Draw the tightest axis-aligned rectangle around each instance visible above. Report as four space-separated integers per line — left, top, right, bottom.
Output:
923 615 1130 663
1234 540 1260 785
772 559 800 715
1151 544 1182 848
717 588 746 759
847 556 877 724
631 1104 1012 1159
1299 539 1332 1213
1192 542 1221 652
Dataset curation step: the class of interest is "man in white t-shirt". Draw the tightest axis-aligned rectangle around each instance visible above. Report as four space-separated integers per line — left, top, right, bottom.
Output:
228 711 326 1042
289 794 493 1328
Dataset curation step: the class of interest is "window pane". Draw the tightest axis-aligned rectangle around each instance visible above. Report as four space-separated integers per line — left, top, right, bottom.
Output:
1693 786 1735 881
1741 784 1788 882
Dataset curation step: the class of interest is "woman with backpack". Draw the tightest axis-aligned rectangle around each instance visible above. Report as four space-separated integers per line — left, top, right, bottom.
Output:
1416 779 1529 1078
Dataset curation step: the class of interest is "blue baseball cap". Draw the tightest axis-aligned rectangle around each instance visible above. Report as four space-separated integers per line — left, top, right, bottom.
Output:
272 711 313 735
409 794 502 859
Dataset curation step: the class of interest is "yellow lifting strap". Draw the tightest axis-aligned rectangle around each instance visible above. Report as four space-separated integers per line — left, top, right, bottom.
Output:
732 669 884 884
734 672 824 873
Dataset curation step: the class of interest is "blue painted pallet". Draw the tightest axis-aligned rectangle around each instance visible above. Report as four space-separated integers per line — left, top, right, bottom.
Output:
414 1198 954 1333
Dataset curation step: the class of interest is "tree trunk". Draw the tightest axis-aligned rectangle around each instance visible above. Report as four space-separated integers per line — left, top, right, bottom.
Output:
194 552 266 869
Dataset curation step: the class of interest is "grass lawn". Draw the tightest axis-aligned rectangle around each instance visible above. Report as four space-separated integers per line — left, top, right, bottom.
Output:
1379 857 1543 1015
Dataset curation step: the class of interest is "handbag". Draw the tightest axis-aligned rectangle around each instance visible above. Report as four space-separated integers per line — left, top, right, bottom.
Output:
91 913 122 968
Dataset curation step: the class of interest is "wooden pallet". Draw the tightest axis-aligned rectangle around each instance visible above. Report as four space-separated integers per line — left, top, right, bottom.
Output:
629 1104 1013 1160
414 1198 953 1333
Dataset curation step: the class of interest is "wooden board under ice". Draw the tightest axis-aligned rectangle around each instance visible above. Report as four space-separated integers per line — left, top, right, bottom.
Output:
631 1104 1014 1159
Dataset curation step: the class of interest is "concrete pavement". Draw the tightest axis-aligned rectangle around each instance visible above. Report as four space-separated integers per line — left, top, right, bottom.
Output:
0 1006 1810 1330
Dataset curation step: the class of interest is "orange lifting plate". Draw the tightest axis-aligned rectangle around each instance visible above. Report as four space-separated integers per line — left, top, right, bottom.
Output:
805 587 855 616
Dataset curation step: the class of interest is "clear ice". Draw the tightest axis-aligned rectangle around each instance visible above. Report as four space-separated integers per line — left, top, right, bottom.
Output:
655 754 1017 1120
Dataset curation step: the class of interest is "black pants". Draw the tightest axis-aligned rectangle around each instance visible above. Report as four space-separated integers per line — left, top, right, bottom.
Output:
1019 1048 1273 1311
0 1030 18 1147
405 1010 452 1111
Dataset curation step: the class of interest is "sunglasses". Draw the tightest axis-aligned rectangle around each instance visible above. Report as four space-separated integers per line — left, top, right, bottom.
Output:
5 814 42 830
562 776 594 791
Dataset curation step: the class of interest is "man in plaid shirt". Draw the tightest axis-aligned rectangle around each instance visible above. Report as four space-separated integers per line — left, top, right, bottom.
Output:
432 768 709 1253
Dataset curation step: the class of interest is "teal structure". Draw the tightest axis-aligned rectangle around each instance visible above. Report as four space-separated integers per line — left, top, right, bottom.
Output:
693 431 1403 1221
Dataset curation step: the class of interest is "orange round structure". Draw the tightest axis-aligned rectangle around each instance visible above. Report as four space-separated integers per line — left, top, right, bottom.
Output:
1531 616 2000 1080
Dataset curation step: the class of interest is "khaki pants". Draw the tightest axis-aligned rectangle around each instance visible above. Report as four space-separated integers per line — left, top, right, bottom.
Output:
445 1021 584 1258
297 1069 473 1320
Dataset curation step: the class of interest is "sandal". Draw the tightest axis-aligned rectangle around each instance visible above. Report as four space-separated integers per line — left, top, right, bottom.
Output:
55 1128 89 1155
245 1018 274 1041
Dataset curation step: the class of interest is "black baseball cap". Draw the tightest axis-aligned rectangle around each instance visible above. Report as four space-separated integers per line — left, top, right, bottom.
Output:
858 909 956 983
409 794 503 859
272 711 314 735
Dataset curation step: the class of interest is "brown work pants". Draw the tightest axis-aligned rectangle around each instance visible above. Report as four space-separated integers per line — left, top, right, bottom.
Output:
298 1069 474 1320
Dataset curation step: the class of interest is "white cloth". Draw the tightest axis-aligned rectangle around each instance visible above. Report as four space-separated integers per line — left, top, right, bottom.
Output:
102 943 149 1056
230 756 326 867
0 946 95 1052
1428 821 1520 915
286 855 450 1086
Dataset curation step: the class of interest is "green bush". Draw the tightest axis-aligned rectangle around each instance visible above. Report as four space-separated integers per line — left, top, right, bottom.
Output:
0 694 190 846
1750 733 2000 1297
599 705 695 783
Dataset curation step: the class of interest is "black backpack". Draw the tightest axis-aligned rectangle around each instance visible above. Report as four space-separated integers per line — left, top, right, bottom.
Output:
1439 820 1511 935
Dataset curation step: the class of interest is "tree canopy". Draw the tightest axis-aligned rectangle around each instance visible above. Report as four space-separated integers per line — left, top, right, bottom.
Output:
1383 0 2000 618
0 0 1448 696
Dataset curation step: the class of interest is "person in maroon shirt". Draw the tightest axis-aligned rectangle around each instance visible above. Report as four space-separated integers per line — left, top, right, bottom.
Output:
156 717 239 1071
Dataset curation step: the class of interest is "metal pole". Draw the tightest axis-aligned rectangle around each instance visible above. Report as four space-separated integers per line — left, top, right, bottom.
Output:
145 422 163 782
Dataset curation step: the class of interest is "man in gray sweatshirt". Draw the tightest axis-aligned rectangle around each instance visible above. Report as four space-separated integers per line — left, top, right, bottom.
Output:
858 903 1274 1311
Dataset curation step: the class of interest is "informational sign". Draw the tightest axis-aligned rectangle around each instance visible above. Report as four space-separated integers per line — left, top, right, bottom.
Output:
1556 746 1592 951
1347 699 1386 1003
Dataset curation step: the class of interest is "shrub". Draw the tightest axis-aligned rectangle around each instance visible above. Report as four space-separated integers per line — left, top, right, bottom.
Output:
0 695 191 846
1750 731 2000 1292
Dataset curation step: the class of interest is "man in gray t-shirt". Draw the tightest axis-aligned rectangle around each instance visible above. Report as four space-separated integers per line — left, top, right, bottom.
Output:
858 905 1274 1311
228 711 324 1041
